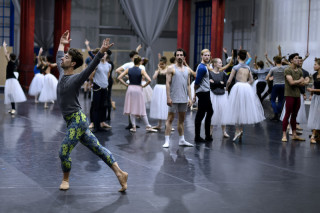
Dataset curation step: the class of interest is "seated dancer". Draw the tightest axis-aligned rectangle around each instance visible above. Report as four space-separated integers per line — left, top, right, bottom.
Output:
225 50 265 141
56 31 127 192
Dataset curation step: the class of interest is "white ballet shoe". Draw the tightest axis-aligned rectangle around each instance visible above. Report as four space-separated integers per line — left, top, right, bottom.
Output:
233 132 242 141
146 127 158 133
223 132 230 138
179 140 194 147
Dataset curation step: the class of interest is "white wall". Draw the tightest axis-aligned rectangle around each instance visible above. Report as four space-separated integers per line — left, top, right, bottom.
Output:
223 0 319 74
255 0 319 73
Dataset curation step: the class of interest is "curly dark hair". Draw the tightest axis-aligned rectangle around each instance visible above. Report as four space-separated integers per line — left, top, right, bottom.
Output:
68 48 83 70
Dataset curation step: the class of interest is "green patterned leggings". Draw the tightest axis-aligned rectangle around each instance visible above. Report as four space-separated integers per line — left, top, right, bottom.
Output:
59 111 115 173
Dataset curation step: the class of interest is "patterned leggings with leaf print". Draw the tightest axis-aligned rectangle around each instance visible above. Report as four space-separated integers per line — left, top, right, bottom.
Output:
59 111 116 173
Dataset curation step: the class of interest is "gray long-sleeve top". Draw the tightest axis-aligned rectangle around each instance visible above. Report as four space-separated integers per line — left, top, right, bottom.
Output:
56 50 104 116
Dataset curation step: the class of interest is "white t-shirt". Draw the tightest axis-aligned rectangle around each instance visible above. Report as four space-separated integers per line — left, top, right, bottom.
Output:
93 62 111 88
121 62 145 71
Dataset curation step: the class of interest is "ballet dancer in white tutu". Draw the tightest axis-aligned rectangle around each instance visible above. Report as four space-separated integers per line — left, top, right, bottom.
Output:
150 56 168 130
38 54 58 109
28 47 44 103
2 41 26 114
208 55 233 138
225 50 265 141
307 58 320 144
140 58 153 109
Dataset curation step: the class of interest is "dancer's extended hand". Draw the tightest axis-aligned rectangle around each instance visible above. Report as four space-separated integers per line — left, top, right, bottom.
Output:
99 38 114 54
60 31 71 45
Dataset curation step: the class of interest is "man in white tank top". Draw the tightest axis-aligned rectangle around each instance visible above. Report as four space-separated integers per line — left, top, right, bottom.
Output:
163 48 193 148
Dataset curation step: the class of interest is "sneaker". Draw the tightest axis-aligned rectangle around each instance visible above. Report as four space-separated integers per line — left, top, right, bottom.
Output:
163 141 170 148
179 140 194 147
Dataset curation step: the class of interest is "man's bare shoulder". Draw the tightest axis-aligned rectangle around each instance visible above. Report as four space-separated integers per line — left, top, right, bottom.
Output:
167 65 175 74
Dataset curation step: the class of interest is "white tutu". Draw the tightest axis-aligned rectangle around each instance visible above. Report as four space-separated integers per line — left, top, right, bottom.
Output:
224 82 265 125
190 80 198 103
4 78 27 104
142 80 153 108
14 72 19 79
28 73 44 96
38 73 58 102
210 91 228 125
280 95 307 124
150 84 168 120
307 95 320 130
251 80 268 96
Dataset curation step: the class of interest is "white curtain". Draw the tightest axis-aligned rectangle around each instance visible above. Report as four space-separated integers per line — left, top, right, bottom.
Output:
120 0 176 75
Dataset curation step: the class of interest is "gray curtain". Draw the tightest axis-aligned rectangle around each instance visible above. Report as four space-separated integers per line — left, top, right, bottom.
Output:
34 0 54 55
119 0 176 75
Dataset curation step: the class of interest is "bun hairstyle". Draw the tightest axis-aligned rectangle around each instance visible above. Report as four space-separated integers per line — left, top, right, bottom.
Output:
315 57 320 65
142 57 149 66
133 55 142 65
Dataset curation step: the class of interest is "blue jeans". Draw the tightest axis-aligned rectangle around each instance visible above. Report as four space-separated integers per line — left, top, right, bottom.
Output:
271 84 285 114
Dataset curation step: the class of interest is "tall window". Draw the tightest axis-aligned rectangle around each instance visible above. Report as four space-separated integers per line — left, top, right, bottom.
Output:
194 1 212 67
0 0 14 46
232 28 251 52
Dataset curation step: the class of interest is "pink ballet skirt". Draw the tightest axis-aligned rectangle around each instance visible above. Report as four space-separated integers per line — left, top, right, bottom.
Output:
123 85 146 116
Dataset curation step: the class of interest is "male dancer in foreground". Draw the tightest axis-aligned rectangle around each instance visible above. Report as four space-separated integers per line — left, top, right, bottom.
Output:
56 31 128 191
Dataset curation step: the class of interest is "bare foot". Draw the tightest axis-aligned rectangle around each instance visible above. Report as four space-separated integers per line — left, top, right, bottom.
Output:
117 172 128 192
59 180 69 190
